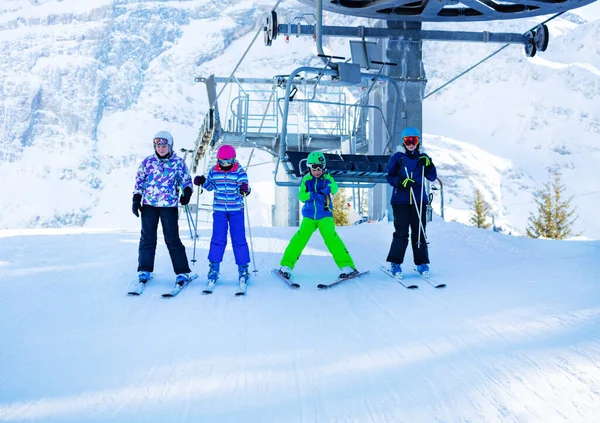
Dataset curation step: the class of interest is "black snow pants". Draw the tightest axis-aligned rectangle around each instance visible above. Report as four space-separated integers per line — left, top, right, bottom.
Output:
137 206 191 275
386 204 430 266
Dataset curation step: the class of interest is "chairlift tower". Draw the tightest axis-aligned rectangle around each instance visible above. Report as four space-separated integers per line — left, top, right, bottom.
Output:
259 0 595 223
192 0 595 226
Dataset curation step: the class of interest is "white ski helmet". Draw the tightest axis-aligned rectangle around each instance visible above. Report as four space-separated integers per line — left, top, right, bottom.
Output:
153 130 174 153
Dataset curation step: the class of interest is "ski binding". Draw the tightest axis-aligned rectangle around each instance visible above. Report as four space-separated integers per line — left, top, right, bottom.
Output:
317 270 369 289
272 268 300 288
380 266 418 289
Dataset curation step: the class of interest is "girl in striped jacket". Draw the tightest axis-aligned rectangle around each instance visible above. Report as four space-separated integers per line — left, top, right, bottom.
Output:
193 145 251 282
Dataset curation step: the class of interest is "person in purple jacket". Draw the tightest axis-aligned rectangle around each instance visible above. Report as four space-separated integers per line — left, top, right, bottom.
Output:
193 144 251 283
132 131 194 287
385 127 437 279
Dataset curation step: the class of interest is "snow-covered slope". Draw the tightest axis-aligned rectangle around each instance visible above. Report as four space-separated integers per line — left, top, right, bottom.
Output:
1 219 599 422
0 0 599 238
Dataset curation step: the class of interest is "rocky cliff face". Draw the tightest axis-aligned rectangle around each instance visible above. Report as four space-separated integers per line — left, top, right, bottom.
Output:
0 0 276 227
0 1 598 236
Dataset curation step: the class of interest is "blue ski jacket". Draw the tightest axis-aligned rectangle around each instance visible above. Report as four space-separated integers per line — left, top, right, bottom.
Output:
299 172 338 220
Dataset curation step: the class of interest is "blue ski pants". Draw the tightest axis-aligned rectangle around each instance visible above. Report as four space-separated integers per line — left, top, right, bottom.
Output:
208 210 250 265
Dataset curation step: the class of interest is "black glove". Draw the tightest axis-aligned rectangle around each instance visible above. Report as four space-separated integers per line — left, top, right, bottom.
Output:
193 175 206 186
418 155 432 168
180 186 192 205
239 182 251 195
132 193 142 217
399 177 415 189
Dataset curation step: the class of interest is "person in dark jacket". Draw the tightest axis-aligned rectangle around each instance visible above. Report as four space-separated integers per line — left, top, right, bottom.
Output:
279 151 358 280
385 127 437 279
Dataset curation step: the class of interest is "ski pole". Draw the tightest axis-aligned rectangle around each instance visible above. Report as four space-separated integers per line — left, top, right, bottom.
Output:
185 204 198 239
190 187 203 264
404 166 428 245
184 205 194 239
185 205 199 238
418 164 425 247
243 192 257 275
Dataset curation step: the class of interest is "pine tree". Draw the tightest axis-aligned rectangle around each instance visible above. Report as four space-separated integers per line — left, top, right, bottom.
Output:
526 169 579 240
469 189 492 229
333 188 350 226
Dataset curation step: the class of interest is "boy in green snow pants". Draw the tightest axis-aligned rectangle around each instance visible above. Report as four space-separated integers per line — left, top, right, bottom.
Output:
279 152 359 280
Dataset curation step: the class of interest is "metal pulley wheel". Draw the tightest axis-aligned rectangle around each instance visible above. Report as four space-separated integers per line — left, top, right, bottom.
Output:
534 23 549 52
266 10 278 43
263 23 272 47
524 30 537 58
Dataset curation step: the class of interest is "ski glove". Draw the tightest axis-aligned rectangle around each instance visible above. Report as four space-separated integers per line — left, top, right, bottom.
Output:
132 193 142 217
193 175 206 186
320 181 331 195
399 177 415 189
239 182 251 195
180 187 192 206
418 155 432 168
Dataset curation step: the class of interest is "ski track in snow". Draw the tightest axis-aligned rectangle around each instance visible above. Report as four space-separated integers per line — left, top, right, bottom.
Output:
341 225 600 422
0 224 600 422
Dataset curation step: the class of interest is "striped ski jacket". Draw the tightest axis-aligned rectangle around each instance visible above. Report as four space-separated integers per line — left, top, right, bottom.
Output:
202 162 249 212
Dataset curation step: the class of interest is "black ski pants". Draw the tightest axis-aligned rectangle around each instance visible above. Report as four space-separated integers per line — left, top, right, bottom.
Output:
386 203 430 266
137 206 191 275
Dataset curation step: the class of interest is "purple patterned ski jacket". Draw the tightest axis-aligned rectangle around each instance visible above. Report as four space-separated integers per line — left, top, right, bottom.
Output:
133 153 193 207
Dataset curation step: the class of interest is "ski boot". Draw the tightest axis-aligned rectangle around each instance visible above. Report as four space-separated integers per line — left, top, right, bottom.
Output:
390 263 403 278
138 271 151 284
339 266 359 279
175 273 193 287
279 266 292 279
416 264 430 278
207 262 220 280
238 264 250 282
202 262 220 294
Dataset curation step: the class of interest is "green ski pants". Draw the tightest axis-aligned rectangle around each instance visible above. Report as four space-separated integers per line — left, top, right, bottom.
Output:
280 217 355 270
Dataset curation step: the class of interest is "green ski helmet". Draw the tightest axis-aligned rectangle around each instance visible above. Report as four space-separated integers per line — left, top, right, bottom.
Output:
307 151 326 167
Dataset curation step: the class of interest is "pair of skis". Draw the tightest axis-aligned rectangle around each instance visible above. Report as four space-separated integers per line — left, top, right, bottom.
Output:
271 268 370 289
127 274 210 298
202 276 247 296
379 266 446 289
271 267 445 290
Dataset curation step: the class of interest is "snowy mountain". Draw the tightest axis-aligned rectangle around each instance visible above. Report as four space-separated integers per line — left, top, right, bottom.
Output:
1 219 599 422
0 0 599 238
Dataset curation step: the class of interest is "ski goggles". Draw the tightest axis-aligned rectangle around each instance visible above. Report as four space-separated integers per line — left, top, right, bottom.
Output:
403 136 420 146
310 164 324 170
218 157 235 167
153 137 169 147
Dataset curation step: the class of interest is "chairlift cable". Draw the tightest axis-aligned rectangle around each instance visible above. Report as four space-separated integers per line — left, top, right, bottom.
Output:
424 12 564 100
213 0 285 108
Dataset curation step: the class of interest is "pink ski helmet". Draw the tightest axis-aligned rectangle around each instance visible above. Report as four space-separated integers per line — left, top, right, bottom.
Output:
217 144 236 160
